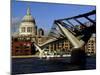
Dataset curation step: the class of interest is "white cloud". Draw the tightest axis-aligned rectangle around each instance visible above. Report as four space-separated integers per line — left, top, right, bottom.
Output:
11 17 21 34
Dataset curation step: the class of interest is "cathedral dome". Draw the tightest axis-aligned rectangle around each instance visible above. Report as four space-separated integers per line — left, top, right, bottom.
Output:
22 14 35 23
22 7 35 24
19 7 37 36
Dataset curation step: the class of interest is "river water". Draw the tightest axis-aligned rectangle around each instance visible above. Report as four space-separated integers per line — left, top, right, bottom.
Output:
12 56 96 75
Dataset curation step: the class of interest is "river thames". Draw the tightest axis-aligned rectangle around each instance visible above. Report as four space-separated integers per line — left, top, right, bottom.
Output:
12 56 96 75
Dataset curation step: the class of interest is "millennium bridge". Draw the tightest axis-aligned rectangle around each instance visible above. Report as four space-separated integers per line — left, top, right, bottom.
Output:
34 10 96 61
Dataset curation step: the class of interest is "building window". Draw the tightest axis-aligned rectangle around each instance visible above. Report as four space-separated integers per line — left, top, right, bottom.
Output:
21 27 25 32
27 27 32 32
16 46 20 49
91 40 94 43
38 39 42 44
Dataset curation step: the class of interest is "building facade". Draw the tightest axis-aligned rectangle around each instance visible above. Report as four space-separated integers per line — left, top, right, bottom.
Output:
85 36 96 55
46 38 72 54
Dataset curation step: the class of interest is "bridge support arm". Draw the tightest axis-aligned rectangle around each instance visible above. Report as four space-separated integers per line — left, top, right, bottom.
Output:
56 21 85 49
33 43 44 58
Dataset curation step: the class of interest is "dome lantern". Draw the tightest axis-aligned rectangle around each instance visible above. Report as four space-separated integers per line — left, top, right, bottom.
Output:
27 7 31 15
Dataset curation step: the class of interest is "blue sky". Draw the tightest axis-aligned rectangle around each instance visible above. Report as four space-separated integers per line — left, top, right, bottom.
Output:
11 0 96 34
